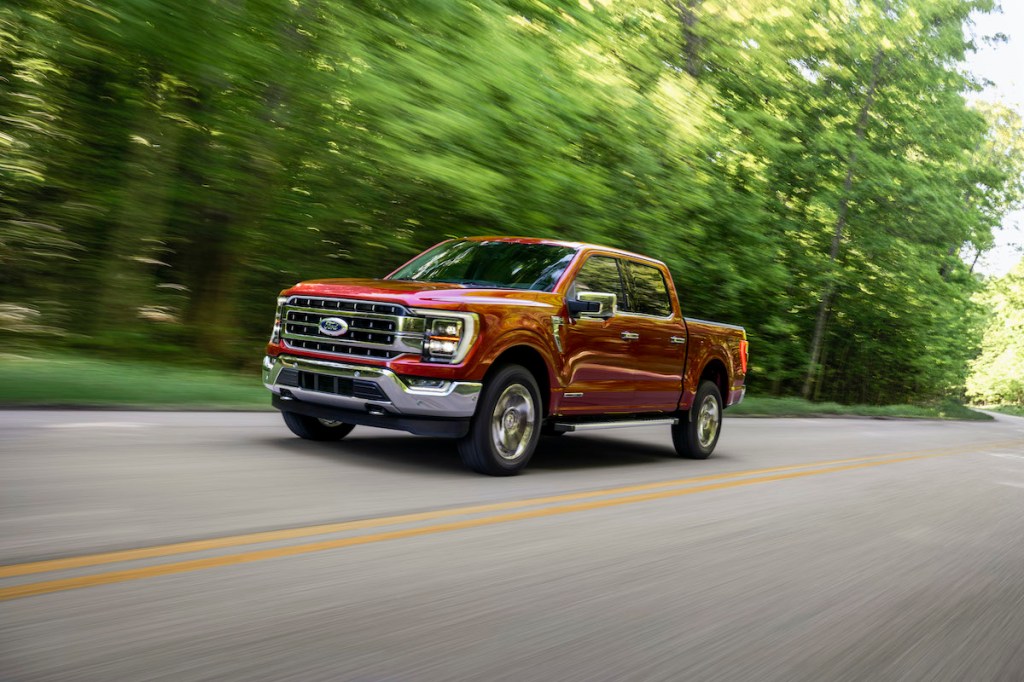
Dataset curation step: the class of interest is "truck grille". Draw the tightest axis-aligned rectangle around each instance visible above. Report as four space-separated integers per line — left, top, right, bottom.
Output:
281 296 424 361
277 368 388 401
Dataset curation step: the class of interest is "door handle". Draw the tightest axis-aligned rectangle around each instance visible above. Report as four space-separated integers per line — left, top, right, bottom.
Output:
621 331 639 341
670 336 687 344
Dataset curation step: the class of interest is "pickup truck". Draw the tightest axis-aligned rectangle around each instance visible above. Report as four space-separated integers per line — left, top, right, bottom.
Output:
263 237 748 475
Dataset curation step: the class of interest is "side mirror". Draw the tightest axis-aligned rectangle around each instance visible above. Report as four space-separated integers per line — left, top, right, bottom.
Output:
569 291 617 319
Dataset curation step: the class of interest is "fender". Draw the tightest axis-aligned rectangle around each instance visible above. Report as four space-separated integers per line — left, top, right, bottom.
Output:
680 341 734 412
476 328 560 384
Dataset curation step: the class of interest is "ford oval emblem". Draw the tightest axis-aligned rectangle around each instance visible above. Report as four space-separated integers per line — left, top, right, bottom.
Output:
319 317 349 337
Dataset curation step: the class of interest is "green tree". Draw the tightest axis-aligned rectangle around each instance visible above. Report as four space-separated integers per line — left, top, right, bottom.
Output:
968 259 1024 404
1 0 1021 405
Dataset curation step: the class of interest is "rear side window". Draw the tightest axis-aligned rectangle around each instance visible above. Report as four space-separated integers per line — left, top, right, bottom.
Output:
622 260 672 317
571 255 626 308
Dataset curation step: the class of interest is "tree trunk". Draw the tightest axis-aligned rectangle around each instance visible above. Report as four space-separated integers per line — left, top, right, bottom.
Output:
938 244 958 280
802 48 884 399
98 71 181 328
669 0 703 78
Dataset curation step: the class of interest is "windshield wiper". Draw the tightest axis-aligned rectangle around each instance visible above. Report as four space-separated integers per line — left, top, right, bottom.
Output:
423 278 506 288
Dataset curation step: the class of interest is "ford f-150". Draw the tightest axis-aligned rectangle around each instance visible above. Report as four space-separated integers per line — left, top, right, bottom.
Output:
263 237 748 475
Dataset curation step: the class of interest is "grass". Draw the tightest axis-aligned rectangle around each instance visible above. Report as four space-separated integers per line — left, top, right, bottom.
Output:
729 396 991 421
982 404 1024 418
0 351 995 420
0 352 270 409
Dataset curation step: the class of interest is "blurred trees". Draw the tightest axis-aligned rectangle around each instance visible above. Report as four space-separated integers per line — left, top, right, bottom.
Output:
1 0 1021 403
968 259 1024 405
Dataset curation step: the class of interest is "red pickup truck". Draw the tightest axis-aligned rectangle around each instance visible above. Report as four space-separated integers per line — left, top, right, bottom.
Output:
263 237 747 475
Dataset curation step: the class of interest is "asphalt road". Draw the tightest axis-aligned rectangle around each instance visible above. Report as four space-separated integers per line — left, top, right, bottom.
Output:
2 409 1024 681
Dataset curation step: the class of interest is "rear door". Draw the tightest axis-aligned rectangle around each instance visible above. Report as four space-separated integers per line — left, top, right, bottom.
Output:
617 259 688 411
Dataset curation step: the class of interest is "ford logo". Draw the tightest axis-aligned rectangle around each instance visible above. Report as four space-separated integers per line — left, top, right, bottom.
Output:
319 317 349 337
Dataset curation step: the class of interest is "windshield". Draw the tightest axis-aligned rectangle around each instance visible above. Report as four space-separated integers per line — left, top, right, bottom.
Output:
388 240 577 291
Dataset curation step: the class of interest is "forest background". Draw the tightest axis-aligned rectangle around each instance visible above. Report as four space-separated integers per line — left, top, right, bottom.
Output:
2 0 1023 407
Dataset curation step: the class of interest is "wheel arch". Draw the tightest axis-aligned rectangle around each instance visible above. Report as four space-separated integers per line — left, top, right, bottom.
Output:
698 357 730 405
486 344 554 417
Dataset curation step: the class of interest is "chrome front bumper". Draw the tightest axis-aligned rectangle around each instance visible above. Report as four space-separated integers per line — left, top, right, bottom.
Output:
262 354 482 418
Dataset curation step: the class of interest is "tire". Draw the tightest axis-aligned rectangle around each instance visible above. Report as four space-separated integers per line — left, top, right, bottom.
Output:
672 380 722 459
281 411 355 441
458 364 542 475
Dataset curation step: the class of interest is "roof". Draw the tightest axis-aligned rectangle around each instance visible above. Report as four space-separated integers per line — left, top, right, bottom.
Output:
462 235 665 265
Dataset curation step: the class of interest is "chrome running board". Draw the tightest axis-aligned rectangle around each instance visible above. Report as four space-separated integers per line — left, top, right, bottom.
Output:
552 418 678 433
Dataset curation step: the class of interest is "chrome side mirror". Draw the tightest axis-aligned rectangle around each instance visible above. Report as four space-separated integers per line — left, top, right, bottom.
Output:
574 291 616 319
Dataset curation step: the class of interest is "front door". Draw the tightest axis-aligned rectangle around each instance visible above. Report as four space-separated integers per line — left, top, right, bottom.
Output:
560 255 642 414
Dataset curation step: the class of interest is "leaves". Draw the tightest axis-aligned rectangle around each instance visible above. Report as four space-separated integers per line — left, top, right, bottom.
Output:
0 0 1020 400
968 259 1024 404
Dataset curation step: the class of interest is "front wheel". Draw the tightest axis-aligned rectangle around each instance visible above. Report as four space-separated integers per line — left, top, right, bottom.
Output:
671 381 722 459
281 412 355 441
458 364 542 475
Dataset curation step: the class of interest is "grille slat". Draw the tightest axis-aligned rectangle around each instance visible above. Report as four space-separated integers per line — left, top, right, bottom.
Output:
284 328 395 346
281 296 419 361
286 317 395 333
290 370 387 402
290 297 403 317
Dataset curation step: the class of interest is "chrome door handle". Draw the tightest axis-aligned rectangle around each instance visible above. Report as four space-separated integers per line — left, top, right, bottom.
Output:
621 331 639 341
670 336 687 344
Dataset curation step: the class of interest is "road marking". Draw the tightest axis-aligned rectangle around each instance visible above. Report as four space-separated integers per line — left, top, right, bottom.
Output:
5 440 1019 580
2 442 1020 602
47 422 149 429
0 510 126 525
989 453 1024 461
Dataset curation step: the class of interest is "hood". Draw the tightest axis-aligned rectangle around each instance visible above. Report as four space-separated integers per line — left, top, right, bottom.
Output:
285 278 559 309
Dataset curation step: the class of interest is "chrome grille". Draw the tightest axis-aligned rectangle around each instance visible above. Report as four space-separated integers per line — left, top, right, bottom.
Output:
281 296 424 361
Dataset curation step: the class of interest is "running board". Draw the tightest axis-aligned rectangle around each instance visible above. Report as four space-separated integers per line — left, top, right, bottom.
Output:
552 418 678 433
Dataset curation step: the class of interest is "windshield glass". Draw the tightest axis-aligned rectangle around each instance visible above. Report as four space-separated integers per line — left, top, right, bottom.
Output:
388 240 577 291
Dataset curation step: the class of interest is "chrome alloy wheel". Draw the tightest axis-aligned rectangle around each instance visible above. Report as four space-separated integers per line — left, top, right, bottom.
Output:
696 394 720 449
490 384 536 461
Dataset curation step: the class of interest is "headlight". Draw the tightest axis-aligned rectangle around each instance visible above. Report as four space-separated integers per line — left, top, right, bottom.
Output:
270 296 287 343
412 310 479 364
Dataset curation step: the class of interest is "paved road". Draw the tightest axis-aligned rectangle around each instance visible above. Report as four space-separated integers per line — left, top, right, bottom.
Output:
2 409 1024 681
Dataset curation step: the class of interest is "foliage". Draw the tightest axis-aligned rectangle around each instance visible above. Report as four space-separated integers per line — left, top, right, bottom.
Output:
0 351 988 419
984 405 1024 417
967 258 1024 404
729 396 991 421
1 0 1022 404
0 353 268 407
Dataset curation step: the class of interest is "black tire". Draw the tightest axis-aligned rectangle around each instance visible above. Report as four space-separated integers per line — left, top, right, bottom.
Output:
672 380 722 459
458 364 542 475
281 411 355 441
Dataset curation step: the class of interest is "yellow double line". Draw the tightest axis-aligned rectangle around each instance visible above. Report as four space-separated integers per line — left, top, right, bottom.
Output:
3 439 1019 601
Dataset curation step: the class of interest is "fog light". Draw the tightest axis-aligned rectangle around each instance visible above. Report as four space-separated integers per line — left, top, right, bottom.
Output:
404 376 446 389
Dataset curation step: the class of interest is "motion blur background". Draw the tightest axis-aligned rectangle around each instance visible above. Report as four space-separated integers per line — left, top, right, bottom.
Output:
1 0 1022 408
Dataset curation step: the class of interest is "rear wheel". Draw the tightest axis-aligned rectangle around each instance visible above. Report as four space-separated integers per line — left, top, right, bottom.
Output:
458 364 541 475
281 412 355 441
672 381 722 459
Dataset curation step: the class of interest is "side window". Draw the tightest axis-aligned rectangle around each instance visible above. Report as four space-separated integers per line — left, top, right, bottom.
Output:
623 261 672 316
570 256 626 308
